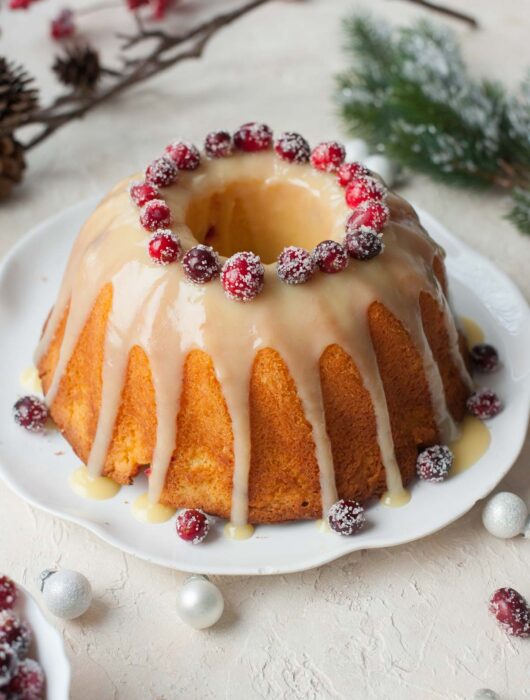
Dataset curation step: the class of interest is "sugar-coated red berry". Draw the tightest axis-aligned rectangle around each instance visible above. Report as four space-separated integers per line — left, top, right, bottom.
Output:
13 396 48 433
489 587 530 638
145 156 178 187
346 200 389 234
274 132 311 164
416 445 453 482
310 141 345 173
176 509 210 544
277 246 315 285
336 161 369 187
3 658 45 700
0 611 31 660
470 344 500 373
0 643 17 687
140 199 171 231
233 122 273 152
129 181 159 208
182 245 220 284
344 227 383 261
50 9 75 40
147 230 181 265
345 176 386 209
313 240 349 274
328 499 365 536
204 131 233 158
221 252 265 301
466 389 502 420
165 141 201 171
0 578 16 612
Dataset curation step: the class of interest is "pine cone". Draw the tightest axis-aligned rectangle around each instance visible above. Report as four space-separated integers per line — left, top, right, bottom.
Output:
0 134 26 198
0 57 39 131
53 45 101 92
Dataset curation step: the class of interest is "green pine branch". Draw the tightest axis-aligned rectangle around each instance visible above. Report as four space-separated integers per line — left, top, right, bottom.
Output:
337 15 530 234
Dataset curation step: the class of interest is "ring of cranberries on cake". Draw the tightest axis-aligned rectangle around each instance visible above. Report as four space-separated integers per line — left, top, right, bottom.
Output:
35 149 471 525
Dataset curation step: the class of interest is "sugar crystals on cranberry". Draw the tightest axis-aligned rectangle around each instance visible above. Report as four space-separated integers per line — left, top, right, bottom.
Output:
0 642 17 687
129 181 159 208
345 175 386 209
204 130 233 158
145 155 178 188
13 396 48 433
346 200 389 234
176 509 210 544
277 246 315 284
3 658 45 699
416 445 453 482
140 199 171 231
182 245 221 284
489 587 530 638
233 122 273 152
313 240 349 274
466 389 502 420
470 344 500 373
221 251 265 301
310 141 345 173
328 499 366 536
274 132 311 164
165 141 201 171
147 230 181 265
344 226 383 261
336 161 369 188
0 610 31 659
0 577 16 612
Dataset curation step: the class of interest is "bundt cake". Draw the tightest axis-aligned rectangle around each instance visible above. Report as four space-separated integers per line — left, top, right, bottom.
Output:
35 123 472 527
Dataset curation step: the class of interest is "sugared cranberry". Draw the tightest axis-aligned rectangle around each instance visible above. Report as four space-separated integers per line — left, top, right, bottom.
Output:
182 245 220 284
313 240 349 274
140 199 171 231
276 246 315 285
145 156 178 188
147 230 181 265
416 445 453 482
0 643 17 687
165 141 201 171
346 200 389 234
0 611 31 660
233 122 273 152
344 227 383 261
221 252 265 301
204 130 233 158
4 658 45 699
489 587 530 638
274 132 311 164
13 396 48 433
0 578 16 611
470 344 500 373
176 509 210 544
345 176 386 209
50 9 75 40
336 161 369 187
126 0 149 8
310 141 345 173
129 181 159 208
328 499 365 536
467 389 502 420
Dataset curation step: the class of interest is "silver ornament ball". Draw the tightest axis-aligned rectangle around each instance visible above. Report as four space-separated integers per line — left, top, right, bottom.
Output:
482 492 528 539
344 138 369 163
364 154 400 187
473 690 499 700
39 569 92 620
177 575 224 630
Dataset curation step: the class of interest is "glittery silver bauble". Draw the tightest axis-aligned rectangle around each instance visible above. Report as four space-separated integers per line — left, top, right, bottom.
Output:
482 492 528 539
473 690 499 700
364 153 400 187
344 138 369 163
38 569 92 620
176 575 224 630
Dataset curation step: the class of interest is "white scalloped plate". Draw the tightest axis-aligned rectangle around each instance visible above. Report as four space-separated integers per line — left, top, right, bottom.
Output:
0 197 528 575
11 582 71 699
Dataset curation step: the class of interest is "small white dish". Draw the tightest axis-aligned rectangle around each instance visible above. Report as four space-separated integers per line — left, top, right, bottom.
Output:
12 583 70 699
0 198 528 575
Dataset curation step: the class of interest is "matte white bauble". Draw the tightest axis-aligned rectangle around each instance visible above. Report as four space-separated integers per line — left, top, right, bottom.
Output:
39 569 92 620
364 154 399 187
482 492 528 539
344 138 370 163
176 575 224 630
473 690 499 700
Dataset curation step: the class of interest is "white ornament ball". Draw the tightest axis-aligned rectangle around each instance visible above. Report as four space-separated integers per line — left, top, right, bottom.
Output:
482 492 528 539
344 138 370 163
176 575 224 630
524 516 530 539
364 154 400 187
473 690 499 700
39 569 92 620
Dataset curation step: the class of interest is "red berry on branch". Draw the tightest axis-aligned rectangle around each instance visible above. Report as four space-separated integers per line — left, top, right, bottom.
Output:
344 227 383 261
346 201 389 234
313 240 349 274
489 587 530 638
129 181 159 208
328 499 365 535
466 389 502 420
336 161 369 187
221 251 265 301
310 141 345 173
165 141 201 171
13 396 48 433
182 245 220 284
345 176 386 209
204 131 233 158
274 132 311 164
0 578 16 611
145 156 178 188
147 230 181 265
50 9 75 41
176 509 210 544
140 199 171 231
277 246 315 285
233 122 273 152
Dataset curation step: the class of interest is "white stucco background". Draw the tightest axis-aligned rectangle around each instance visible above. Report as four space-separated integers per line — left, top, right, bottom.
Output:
1 1 529 698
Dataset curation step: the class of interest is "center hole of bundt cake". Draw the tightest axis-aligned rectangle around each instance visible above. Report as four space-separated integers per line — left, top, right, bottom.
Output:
184 180 333 263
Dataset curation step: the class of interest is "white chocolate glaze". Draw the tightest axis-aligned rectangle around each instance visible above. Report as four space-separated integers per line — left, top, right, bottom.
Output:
132 493 176 523
69 465 121 500
20 365 43 395
35 152 471 524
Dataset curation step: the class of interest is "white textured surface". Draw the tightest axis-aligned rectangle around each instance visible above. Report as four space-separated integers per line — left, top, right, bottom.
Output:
1 1 530 698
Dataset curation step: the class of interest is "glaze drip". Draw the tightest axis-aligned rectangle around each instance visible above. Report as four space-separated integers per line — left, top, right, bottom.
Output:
35 153 469 524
